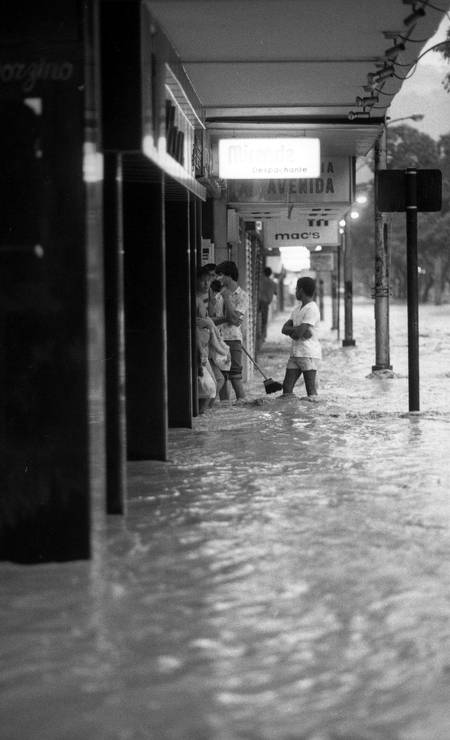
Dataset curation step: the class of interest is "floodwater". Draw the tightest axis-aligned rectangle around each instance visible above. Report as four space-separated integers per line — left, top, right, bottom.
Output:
1 299 450 740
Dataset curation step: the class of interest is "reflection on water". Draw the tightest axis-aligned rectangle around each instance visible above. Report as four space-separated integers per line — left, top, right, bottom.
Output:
1 301 450 739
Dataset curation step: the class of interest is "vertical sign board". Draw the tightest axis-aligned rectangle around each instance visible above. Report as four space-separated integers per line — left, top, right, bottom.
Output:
376 168 442 412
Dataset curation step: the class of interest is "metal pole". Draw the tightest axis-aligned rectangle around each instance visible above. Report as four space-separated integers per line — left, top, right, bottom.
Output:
405 168 420 411
336 241 341 339
317 274 324 321
331 256 338 330
373 127 392 371
342 219 355 346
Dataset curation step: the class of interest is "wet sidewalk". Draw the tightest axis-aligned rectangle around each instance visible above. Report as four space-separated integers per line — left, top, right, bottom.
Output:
2 299 450 739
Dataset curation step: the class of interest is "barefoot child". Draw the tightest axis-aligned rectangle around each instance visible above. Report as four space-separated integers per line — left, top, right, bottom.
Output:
280 276 321 398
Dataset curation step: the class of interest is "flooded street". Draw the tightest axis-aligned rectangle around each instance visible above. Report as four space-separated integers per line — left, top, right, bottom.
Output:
2 299 450 739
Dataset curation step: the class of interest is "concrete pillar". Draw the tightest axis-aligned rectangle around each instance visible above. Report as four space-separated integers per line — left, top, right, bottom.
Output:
190 197 201 416
103 153 127 514
213 197 228 263
342 229 356 347
0 1 106 562
165 180 193 428
123 156 168 461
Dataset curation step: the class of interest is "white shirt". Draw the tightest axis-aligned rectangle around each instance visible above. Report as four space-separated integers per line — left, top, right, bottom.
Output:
218 286 249 341
290 301 321 358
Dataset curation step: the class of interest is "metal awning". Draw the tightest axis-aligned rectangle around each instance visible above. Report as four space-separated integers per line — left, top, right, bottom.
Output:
146 0 445 217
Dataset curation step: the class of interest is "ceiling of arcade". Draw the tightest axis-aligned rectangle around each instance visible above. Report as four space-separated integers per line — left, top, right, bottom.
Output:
146 0 445 220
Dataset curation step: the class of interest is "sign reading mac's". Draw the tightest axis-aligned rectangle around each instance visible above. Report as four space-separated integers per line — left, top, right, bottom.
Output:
219 138 320 179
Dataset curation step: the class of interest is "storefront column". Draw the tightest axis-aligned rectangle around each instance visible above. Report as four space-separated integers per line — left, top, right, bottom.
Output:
342 227 356 347
190 197 201 416
212 197 228 263
165 179 193 427
123 157 168 461
0 1 105 562
103 152 126 513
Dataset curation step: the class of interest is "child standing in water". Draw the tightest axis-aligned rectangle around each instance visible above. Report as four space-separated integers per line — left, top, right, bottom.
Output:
280 276 321 399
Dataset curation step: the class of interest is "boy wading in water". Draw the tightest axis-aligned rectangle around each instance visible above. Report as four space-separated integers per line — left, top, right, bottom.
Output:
280 276 321 399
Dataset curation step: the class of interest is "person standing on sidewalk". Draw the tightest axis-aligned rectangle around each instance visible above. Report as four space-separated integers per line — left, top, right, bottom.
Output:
258 266 277 342
214 260 249 401
280 276 321 399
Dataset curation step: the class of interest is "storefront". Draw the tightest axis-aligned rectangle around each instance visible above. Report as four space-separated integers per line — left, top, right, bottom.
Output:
0 0 217 562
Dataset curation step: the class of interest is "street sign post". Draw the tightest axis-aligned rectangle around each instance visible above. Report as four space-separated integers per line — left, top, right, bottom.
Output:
375 168 442 411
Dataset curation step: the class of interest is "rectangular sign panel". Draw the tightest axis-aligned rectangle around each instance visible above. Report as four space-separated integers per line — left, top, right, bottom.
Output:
310 253 334 272
219 138 320 179
227 157 351 204
265 218 339 248
376 169 442 212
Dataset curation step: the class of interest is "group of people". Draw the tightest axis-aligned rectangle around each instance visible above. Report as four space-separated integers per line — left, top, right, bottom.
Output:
196 261 249 412
195 261 321 412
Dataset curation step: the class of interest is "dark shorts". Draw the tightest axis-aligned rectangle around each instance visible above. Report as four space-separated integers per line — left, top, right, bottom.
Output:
224 340 243 379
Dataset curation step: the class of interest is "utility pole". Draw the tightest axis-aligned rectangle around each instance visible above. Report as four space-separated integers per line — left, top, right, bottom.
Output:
372 126 392 371
405 168 420 410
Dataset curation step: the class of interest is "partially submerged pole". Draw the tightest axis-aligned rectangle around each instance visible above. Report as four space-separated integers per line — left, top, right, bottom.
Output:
373 128 392 371
405 168 420 411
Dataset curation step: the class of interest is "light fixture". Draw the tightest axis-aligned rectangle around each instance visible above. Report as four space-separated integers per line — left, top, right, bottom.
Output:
355 193 368 204
348 111 370 120
356 95 379 107
350 210 360 220
373 64 395 82
404 5 426 27
385 40 405 59
339 227 345 235
314 245 323 251
339 219 346 227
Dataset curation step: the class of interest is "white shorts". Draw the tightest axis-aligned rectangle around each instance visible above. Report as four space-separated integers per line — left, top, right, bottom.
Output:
286 356 320 372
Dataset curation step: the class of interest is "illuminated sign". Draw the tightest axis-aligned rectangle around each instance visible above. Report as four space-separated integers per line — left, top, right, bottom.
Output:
265 218 339 247
219 138 320 179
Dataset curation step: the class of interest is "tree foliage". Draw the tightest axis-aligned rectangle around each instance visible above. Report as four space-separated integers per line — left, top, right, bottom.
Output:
353 125 450 302
440 27 450 92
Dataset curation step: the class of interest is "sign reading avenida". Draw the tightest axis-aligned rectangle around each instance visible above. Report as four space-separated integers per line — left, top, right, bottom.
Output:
227 158 351 204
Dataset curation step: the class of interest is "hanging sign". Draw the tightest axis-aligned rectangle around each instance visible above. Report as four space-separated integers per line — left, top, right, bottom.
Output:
265 218 339 248
310 253 334 272
227 157 351 203
219 138 320 179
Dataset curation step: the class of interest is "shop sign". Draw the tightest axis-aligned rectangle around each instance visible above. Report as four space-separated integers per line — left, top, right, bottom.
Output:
0 59 75 92
219 138 320 179
310 253 335 272
228 157 351 203
265 217 339 248
165 65 204 176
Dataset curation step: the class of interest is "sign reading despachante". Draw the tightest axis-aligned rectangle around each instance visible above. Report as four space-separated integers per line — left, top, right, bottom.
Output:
227 158 351 204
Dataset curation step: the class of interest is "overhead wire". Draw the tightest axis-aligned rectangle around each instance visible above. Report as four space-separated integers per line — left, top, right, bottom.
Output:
352 3 450 120
394 40 450 80
423 1 450 22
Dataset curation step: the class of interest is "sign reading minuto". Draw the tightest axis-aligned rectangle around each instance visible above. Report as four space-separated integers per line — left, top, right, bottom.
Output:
219 138 320 179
